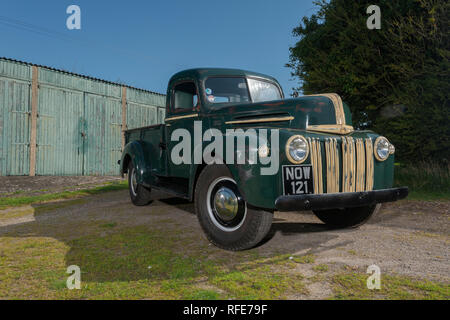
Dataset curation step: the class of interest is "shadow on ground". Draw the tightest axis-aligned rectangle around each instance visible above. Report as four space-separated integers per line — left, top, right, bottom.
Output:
0 191 355 283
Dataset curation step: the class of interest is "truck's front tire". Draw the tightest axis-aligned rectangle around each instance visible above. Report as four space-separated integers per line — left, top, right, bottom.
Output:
313 204 380 228
194 165 273 251
128 162 152 206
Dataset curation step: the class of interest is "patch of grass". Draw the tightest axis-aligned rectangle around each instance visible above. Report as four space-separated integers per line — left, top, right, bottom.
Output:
0 199 88 222
65 226 210 283
100 222 117 229
183 289 222 300
290 254 316 264
0 225 215 299
210 265 306 299
0 221 309 299
0 206 35 221
394 161 450 201
404 191 450 201
309 274 325 283
35 199 88 214
50 279 69 290
331 272 450 300
0 181 128 209
313 264 329 272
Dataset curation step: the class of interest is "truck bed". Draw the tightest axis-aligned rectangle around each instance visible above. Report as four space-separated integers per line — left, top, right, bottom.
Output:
125 124 165 145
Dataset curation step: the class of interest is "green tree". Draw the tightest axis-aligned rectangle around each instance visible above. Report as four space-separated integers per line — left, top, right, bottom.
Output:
287 0 449 162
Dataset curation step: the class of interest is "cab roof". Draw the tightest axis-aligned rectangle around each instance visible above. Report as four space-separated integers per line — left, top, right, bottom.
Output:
169 68 279 85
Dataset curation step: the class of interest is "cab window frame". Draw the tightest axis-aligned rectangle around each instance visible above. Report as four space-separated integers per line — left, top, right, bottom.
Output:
202 76 252 106
170 80 201 114
246 76 284 102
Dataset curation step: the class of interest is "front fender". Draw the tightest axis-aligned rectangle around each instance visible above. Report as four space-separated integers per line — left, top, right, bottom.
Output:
120 141 152 185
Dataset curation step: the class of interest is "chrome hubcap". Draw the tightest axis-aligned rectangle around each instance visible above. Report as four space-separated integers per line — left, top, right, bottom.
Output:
213 187 239 222
206 177 247 232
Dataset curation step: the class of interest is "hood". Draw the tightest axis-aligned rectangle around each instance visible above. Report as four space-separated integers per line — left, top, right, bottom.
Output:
207 93 354 135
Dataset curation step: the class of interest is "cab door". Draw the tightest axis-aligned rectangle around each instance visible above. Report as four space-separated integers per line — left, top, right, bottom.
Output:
165 80 200 178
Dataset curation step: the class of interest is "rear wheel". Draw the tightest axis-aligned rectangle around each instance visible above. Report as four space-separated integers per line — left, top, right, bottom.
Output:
195 165 273 251
128 162 152 206
313 204 380 228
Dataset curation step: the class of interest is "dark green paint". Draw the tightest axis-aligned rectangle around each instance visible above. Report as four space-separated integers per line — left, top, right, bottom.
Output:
121 68 396 210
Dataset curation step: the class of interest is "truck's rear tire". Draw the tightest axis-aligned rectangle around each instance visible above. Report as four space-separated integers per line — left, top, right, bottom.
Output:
194 165 273 251
128 162 152 206
313 204 380 228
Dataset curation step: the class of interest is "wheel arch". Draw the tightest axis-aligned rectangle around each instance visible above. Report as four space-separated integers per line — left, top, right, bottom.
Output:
120 141 151 184
188 162 247 204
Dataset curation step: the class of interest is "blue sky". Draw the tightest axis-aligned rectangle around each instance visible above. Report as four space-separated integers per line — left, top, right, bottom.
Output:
0 0 317 95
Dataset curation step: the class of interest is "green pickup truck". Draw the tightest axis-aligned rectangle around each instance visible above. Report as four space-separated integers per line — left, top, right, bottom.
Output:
119 68 408 251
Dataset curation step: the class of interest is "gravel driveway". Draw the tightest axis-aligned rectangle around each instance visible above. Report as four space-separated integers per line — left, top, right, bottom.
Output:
0 184 448 299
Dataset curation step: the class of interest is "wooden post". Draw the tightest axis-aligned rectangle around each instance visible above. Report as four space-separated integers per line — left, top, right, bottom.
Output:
29 66 38 176
121 86 127 150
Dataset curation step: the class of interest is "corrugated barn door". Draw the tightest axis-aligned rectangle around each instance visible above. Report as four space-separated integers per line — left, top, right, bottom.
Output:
83 94 122 175
36 86 84 175
0 78 31 175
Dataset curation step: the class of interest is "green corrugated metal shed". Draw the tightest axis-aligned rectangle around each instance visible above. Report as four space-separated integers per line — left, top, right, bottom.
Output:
0 57 166 176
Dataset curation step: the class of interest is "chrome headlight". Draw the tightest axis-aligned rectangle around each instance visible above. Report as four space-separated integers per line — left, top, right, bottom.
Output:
374 136 392 161
286 135 309 164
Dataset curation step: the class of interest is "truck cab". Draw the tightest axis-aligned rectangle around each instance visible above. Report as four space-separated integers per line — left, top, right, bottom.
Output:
120 68 408 251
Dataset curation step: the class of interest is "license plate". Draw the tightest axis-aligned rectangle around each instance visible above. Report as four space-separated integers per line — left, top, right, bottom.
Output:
282 165 314 195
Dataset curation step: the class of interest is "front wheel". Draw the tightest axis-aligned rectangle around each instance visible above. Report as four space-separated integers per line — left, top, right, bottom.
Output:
313 204 381 228
195 165 273 251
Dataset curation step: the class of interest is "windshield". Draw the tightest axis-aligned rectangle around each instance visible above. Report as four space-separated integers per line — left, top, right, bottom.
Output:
247 78 282 102
204 77 250 104
204 77 282 105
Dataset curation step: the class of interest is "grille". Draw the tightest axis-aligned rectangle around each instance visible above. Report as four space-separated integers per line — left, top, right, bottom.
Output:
307 137 374 194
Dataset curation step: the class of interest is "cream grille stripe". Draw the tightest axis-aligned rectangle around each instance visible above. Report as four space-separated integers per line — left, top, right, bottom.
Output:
308 138 317 194
351 138 356 192
355 139 366 192
225 116 294 125
165 113 198 122
312 137 374 195
317 139 323 194
306 124 354 135
365 138 374 191
325 138 340 193
308 138 323 194
325 139 331 193
342 138 347 192
342 137 356 192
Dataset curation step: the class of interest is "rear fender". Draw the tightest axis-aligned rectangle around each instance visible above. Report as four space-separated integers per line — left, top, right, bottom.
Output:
120 141 151 185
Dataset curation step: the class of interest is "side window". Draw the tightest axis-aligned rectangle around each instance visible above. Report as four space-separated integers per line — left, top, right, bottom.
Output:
173 82 198 111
